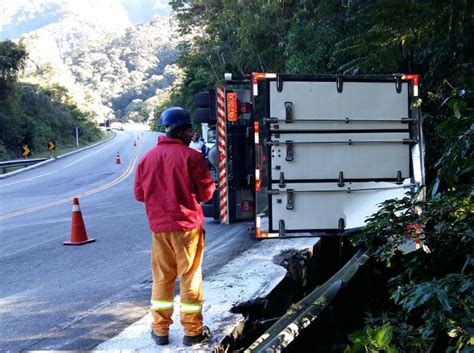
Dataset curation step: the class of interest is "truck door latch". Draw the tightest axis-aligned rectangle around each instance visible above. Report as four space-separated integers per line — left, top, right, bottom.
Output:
285 140 294 161
338 171 345 187
285 102 293 123
286 189 294 210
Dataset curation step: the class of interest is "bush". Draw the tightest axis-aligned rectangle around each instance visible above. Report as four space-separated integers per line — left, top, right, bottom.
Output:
351 88 473 352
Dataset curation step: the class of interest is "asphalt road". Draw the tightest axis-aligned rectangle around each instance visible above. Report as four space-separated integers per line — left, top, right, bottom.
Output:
0 131 256 351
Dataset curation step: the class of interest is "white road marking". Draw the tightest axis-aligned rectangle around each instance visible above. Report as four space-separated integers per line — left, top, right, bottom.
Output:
0 137 144 221
0 171 58 188
63 136 123 168
0 134 125 187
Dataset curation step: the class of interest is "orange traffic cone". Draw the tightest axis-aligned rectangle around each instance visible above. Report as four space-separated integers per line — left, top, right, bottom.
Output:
116 152 121 164
63 198 95 245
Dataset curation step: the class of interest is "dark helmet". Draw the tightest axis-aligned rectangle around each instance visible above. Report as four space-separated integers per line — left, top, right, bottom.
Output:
159 107 191 128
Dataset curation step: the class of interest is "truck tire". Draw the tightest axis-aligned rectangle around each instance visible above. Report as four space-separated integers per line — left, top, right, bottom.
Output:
194 91 210 107
195 107 217 124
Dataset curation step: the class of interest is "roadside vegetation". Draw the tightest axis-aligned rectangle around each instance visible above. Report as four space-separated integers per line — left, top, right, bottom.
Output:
160 1 473 351
0 40 103 161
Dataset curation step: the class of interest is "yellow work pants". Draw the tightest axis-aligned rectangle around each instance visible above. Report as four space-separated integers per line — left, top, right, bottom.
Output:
150 226 205 337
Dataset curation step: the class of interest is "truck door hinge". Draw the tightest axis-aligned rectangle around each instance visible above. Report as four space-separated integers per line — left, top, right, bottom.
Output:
401 117 410 124
279 219 286 237
337 75 344 93
246 126 252 138
277 75 284 92
279 172 286 188
265 117 279 124
338 171 345 187
396 170 403 184
285 140 294 161
395 75 403 93
285 102 293 123
286 189 294 210
266 140 279 147
403 138 418 145
338 218 345 231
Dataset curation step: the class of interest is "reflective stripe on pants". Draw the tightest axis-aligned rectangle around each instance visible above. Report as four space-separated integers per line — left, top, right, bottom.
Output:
151 300 174 311
180 302 202 313
150 227 205 336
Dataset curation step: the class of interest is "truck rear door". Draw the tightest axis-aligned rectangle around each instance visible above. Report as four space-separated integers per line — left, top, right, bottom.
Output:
253 74 424 237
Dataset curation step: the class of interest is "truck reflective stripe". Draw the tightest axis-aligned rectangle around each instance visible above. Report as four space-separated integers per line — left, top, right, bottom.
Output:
216 87 229 224
255 168 261 191
254 121 260 144
180 302 202 313
150 300 174 311
402 74 419 97
252 73 276 96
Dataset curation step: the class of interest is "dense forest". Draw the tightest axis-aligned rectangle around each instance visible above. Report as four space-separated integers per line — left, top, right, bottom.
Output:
158 1 473 351
0 40 102 160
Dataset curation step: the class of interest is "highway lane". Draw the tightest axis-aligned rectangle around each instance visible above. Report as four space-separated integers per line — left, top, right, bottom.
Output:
0 131 256 351
0 131 136 219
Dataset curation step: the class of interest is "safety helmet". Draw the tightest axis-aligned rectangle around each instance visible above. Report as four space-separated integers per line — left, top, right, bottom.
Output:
159 107 191 129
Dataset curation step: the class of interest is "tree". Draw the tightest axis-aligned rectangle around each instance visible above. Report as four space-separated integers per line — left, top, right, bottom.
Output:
0 40 28 97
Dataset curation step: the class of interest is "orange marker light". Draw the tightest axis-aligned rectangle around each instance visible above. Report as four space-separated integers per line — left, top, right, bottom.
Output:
226 92 237 122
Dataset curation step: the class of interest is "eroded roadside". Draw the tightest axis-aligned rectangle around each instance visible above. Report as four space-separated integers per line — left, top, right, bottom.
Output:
216 237 367 352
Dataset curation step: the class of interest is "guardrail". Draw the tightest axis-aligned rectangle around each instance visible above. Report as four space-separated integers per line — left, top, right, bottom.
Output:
0 158 48 174
245 248 369 352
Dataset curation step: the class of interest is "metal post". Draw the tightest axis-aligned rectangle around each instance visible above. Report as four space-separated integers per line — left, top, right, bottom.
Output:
75 127 79 148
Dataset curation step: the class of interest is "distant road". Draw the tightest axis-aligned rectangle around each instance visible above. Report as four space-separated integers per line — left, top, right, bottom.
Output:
0 131 256 351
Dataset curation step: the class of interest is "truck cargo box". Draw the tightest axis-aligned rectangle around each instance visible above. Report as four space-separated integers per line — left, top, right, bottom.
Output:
253 74 424 237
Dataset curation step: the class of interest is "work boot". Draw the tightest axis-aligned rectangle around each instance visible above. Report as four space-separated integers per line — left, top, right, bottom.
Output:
151 330 169 345
183 326 212 346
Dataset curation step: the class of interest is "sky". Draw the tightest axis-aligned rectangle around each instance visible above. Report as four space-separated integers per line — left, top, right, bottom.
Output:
0 0 172 40
120 0 171 24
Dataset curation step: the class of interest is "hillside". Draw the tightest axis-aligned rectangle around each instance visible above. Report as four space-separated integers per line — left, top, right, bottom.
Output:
1 0 180 124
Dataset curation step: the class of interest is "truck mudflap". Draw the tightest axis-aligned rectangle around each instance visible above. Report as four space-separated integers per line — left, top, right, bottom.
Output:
253 74 424 238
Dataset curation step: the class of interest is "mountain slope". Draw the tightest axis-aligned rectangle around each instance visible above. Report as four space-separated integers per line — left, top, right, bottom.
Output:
2 0 179 123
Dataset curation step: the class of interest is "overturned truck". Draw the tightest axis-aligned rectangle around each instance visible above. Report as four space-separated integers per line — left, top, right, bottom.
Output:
194 73 425 238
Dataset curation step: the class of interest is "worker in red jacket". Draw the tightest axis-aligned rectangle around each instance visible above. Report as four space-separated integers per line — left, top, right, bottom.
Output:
134 107 216 347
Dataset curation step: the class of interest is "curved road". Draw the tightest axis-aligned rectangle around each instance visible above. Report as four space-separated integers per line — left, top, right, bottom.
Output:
0 131 256 351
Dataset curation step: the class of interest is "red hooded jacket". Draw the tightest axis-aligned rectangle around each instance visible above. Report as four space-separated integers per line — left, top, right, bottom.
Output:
134 136 216 232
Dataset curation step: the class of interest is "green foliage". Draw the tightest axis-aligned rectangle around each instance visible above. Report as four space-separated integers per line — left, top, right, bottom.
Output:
344 322 398 353
431 89 474 194
0 40 102 160
352 89 473 351
0 40 27 96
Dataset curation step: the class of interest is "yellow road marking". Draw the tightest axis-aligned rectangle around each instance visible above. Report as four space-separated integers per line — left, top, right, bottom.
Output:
0 137 144 222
